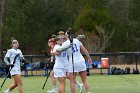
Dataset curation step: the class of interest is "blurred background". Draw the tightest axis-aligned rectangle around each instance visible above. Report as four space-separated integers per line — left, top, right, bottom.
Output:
0 0 140 64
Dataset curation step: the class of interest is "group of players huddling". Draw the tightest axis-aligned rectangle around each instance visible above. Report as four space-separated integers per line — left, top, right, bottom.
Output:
3 28 92 93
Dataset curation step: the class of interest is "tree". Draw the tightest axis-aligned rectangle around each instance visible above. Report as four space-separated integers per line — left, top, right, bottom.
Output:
1 0 140 54
74 0 116 53
95 25 115 52
2 0 50 54
0 0 5 57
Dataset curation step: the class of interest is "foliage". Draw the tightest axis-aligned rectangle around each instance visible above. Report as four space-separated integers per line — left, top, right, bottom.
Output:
1 0 140 54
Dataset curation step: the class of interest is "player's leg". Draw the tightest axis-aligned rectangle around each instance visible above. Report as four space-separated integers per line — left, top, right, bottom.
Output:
67 72 83 92
47 70 57 92
69 72 77 93
14 74 23 93
50 70 57 87
57 77 66 93
3 76 17 93
9 80 18 91
79 71 90 93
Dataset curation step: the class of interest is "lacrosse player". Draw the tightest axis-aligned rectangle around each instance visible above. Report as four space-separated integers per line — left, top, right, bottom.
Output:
3 39 24 93
47 38 58 93
51 35 71 93
57 30 92 93
58 31 85 93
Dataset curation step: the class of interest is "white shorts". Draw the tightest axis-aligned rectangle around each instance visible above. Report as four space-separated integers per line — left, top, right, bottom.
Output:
10 69 21 76
53 68 68 77
68 61 86 72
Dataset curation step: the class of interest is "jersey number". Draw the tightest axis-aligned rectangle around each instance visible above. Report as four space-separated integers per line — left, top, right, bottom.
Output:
72 44 78 52
62 52 66 57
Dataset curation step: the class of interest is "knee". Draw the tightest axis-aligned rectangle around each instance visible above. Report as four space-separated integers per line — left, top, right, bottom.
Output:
17 82 23 86
50 72 54 78
59 83 65 87
50 74 54 78
16 79 23 86
82 79 88 84
12 82 18 87
58 80 65 85
70 80 75 85
14 75 23 86
69 78 75 84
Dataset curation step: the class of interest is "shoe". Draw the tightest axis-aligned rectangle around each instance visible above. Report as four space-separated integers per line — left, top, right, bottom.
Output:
3 90 10 93
47 87 57 93
79 84 84 93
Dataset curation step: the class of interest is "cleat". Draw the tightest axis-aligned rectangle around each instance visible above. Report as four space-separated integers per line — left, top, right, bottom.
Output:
47 87 57 93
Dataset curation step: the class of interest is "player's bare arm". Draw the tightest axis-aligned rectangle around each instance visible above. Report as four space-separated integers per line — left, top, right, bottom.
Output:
80 45 92 64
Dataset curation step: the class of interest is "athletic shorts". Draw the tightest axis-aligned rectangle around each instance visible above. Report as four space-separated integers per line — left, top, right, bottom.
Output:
53 68 68 77
68 61 86 73
10 69 21 76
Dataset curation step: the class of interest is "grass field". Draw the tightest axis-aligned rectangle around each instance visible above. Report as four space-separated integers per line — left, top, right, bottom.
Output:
0 75 140 93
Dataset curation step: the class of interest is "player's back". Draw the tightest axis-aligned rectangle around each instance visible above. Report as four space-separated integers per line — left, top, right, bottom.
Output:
67 39 85 64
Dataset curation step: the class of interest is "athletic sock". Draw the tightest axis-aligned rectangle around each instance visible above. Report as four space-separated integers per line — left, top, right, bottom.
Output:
87 92 91 93
53 86 56 89
75 80 80 88
4 89 10 92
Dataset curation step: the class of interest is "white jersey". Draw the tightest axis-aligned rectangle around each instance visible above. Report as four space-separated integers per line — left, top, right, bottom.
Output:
53 44 69 69
5 48 23 71
67 39 85 64
61 40 71 49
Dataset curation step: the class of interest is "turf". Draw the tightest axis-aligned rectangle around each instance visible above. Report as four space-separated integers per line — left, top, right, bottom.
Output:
0 75 140 93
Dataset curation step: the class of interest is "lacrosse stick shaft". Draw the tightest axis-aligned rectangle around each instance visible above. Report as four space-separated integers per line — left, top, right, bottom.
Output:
0 54 19 89
0 67 12 89
42 68 52 89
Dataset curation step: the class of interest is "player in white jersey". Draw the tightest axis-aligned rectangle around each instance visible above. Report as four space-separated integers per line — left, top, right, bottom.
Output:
59 37 92 93
58 32 84 93
3 39 24 93
47 38 58 93
51 35 69 93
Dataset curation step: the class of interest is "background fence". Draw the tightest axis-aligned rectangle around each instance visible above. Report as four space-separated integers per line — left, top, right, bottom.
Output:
0 52 140 76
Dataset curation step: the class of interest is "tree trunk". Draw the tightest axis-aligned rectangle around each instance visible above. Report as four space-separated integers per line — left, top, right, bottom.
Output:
0 0 5 57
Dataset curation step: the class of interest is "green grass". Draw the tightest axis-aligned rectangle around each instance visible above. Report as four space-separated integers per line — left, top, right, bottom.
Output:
0 75 140 93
